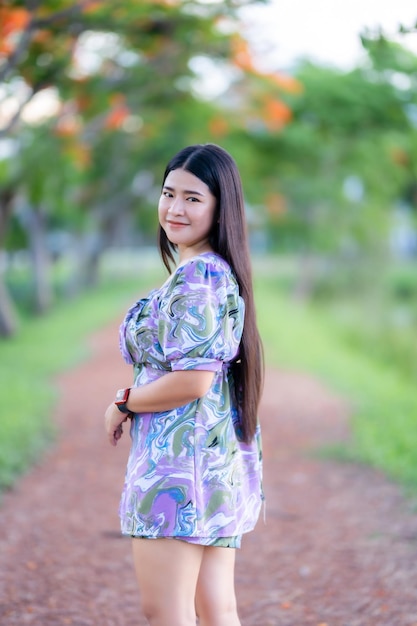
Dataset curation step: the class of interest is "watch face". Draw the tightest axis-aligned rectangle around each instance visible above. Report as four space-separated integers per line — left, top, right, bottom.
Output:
115 388 130 404
116 389 125 401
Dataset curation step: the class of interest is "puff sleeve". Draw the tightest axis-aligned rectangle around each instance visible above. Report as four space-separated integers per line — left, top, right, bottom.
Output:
158 257 244 372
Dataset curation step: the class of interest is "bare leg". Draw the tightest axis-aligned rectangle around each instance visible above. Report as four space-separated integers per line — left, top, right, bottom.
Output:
132 538 204 626
195 546 241 626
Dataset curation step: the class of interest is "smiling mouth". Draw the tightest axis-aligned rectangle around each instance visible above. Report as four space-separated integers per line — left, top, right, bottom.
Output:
167 221 189 227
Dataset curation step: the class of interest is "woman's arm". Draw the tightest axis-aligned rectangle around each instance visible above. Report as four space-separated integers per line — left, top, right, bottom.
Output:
105 369 215 446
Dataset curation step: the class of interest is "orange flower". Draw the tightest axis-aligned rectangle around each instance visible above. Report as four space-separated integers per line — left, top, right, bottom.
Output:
81 1 104 15
54 115 82 137
263 98 292 130
105 108 130 129
0 8 30 37
0 7 30 55
390 146 408 166
0 40 13 55
266 193 287 218
105 94 130 129
209 116 229 138
269 72 303 94
231 35 255 72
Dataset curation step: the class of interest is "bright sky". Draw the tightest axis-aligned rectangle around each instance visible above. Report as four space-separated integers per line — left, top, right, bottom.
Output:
240 0 417 71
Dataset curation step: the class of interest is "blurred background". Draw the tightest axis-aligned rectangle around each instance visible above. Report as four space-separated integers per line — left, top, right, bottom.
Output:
1 0 417 494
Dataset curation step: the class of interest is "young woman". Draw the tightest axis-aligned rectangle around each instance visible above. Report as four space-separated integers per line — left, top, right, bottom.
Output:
105 143 264 626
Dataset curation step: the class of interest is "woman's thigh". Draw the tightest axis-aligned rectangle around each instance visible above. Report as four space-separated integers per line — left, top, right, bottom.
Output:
132 538 204 624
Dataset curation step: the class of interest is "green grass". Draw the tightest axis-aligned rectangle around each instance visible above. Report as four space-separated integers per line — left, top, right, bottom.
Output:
255 275 417 490
0 259 163 491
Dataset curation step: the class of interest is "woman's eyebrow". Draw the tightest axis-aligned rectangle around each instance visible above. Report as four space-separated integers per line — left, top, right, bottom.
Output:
163 185 205 196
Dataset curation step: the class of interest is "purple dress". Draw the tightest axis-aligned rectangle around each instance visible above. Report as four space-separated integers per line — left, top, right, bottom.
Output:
118 252 263 544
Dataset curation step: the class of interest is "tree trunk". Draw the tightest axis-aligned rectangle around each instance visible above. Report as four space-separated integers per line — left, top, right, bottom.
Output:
293 252 315 301
80 231 103 289
24 204 53 314
64 230 103 297
0 188 18 337
70 203 126 292
293 208 316 301
0 256 19 337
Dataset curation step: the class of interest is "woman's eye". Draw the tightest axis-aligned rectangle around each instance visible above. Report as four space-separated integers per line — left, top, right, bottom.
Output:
162 191 173 198
187 196 199 202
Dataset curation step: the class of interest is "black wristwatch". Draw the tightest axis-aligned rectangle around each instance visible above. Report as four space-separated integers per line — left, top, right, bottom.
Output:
114 387 132 414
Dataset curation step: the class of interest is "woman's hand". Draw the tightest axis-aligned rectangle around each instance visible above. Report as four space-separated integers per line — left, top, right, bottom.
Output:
105 403 130 446
104 370 215 447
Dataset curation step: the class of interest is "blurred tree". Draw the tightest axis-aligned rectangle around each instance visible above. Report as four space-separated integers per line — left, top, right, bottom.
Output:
252 48 417 295
5 0 413 326
0 0 273 334
360 33 417 214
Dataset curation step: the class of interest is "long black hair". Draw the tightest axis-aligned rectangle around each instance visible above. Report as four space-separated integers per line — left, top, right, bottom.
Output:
158 143 263 443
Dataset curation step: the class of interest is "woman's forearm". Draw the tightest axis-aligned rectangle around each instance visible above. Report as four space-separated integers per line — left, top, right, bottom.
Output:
126 369 215 414
106 369 215 446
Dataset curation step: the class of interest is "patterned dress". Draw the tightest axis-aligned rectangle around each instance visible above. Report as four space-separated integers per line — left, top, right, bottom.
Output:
118 251 263 545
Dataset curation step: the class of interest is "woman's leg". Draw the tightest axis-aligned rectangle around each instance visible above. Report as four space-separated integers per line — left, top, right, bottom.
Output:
132 538 204 626
195 546 241 626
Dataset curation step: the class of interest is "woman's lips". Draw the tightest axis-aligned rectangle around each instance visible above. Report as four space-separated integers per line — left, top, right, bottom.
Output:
167 221 188 228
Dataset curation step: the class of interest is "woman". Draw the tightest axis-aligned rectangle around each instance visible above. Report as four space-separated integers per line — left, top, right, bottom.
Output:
105 143 264 626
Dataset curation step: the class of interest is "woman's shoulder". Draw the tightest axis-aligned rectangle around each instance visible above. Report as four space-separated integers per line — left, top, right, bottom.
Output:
162 252 237 297
176 252 233 279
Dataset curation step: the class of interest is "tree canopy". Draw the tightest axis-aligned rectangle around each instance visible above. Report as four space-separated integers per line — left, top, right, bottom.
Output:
1 1 417 335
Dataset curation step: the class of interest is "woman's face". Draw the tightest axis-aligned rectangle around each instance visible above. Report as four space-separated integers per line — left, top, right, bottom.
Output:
158 168 217 261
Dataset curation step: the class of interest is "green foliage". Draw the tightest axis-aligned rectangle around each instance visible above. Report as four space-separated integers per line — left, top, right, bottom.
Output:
362 33 417 75
386 262 417 300
5 212 27 250
294 63 408 134
262 56 416 257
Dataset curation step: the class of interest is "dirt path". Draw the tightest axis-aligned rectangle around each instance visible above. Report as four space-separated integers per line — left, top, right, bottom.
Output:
1 318 417 626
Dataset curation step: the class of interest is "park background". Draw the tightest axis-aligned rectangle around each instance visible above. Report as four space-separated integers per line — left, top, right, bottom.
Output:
1 0 417 500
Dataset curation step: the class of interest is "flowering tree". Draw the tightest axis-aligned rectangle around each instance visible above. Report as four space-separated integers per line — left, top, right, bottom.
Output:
1 0 300 335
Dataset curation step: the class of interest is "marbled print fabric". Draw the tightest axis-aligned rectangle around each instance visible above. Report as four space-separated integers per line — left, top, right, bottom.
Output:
118 252 263 540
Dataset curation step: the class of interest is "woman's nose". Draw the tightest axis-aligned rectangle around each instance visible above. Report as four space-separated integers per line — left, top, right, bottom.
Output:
168 198 184 215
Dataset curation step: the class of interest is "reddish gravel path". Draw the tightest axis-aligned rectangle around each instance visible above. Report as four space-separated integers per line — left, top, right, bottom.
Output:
1 318 417 626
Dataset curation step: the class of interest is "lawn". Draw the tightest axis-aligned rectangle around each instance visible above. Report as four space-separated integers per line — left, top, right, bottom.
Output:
255 273 417 491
